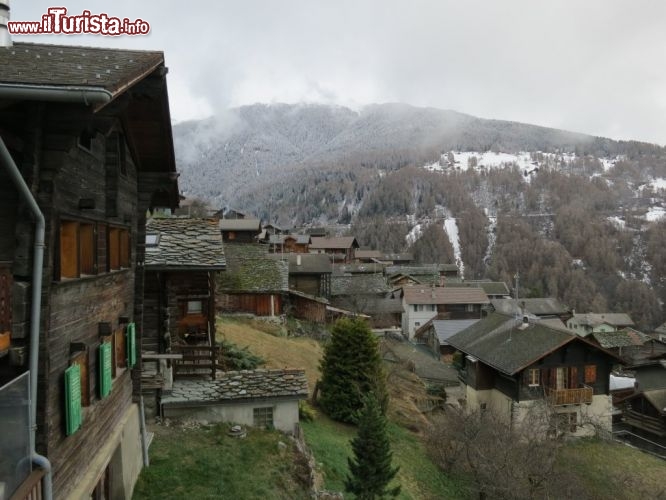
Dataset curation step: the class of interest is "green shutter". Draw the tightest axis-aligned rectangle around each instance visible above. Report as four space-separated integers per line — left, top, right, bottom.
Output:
126 322 136 368
99 342 113 398
64 364 82 436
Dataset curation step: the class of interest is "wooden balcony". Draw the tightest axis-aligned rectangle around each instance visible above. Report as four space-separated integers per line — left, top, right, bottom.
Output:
545 385 593 406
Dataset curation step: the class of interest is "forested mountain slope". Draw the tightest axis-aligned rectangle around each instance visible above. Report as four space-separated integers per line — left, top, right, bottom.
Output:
173 103 666 329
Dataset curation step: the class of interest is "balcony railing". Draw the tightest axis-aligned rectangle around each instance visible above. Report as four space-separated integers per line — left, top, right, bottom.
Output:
545 385 593 406
9 468 46 500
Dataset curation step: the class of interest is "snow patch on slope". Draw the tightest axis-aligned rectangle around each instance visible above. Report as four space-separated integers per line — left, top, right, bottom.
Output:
444 217 464 279
406 223 423 246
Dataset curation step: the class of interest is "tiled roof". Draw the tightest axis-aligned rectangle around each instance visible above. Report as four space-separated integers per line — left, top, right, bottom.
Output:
161 369 309 406
145 218 225 270
331 274 390 296
491 298 569 316
218 243 288 293
447 313 577 375
219 219 262 231
310 237 358 250
402 286 489 305
0 43 163 95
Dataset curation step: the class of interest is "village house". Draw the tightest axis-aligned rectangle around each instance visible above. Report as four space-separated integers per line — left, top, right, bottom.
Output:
415 318 482 358
617 359 666 447
444 280 511 300
219 218 262 243
448 313 624 437
217 243 288 317
269 253 332 298
0 42 179 499
400 286 490 338
268 234 311 254
566 312 634 336
141 217 225 413
309 236 359 264
386 263 460 285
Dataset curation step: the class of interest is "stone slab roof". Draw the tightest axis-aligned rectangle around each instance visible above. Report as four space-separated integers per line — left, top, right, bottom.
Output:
268 253 331 274
331 274 390 296
0 43 163 96
161 369 309 407
218 243 288 293
491 298 569 316
402 286 489 305
268 234 311 245
592 328 651 349
145 218 225 270
571 312 635 327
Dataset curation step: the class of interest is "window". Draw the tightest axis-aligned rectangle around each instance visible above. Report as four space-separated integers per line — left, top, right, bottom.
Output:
59 220 96 279
466 304 475 312
187 300 203 314
146 233 160 247
113 327 127 375
253 407 273 428
108 226 130 271
584 365 596 384
69 348 90 407
526 368 540 387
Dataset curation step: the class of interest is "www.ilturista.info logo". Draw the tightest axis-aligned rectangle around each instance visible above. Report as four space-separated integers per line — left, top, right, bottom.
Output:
8 7 150 36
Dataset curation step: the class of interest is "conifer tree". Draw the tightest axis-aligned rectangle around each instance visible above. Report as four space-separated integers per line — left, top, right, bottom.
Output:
318 317 386 424
345 393 400 499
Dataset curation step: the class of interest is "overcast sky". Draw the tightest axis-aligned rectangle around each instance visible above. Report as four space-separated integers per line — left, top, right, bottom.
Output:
10 1 666 145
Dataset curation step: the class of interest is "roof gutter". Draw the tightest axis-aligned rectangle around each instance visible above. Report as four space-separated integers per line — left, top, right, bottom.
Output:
0 136 53 500
0 83 112 106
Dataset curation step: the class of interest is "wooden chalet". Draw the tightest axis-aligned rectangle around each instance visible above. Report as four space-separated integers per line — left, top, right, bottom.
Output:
448 313 624 437
269 253 332 298
142 217 225 411
618 359 666 446
400 286 490 338
0 43 179 499
309 236 359 264
217 244 288 317
219 218 261 243
268 234 311 254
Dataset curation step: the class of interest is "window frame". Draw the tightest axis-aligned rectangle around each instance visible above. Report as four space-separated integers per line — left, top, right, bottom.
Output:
253 406 274 428
526 368 541 387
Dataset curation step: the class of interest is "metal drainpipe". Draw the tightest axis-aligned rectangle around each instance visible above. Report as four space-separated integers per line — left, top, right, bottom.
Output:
0 137 53 500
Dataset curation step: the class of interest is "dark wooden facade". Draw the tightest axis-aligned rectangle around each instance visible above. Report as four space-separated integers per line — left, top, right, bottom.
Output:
288 292 327 323
436 303 483 320
0 50 178 498
461 340 614 404
218 293 284 317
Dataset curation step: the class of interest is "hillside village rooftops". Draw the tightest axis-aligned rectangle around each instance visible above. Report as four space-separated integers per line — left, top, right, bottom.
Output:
591 328 651 349
355 250 383 259
386 264 459 276
268 234 311 245
402 286 489 305
0 43 164 96
491 298 569 316
145 218 225 270
309 237 358 250
332 274 390 296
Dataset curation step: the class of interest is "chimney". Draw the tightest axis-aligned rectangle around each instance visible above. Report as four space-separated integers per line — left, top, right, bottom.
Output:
0 1 10 47
296 254 301 266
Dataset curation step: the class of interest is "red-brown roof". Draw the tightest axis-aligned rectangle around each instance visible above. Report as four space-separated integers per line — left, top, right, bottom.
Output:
402 286 489 305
